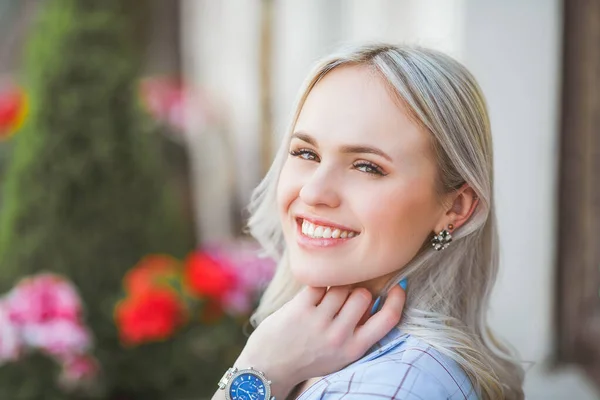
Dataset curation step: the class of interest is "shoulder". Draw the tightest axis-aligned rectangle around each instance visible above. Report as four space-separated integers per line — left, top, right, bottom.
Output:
302 334 479 400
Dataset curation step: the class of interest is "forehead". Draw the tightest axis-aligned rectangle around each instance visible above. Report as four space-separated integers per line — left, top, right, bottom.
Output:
294 65 431 159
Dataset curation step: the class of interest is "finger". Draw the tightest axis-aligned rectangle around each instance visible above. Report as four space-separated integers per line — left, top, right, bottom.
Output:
332 288 372 330
357 295 379 326
296 286 327 306
317 286 352 318
352 285 405 351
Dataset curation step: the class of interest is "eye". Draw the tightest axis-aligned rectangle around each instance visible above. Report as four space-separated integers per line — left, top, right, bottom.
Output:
289 148 320 162
353 161 387 176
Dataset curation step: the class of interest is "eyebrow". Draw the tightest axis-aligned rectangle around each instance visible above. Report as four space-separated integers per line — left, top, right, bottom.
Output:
291 132 393 162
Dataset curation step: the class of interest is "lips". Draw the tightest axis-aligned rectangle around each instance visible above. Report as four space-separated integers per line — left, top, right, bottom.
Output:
293 216 359 249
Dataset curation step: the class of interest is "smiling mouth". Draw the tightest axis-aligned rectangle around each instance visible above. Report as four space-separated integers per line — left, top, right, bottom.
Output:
297 218 360 239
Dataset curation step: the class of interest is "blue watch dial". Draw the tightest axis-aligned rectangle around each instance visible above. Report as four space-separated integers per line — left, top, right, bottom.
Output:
229 372 267 400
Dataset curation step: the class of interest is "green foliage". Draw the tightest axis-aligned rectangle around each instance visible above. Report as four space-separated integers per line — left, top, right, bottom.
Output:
0 0 236 398
0 353 66 400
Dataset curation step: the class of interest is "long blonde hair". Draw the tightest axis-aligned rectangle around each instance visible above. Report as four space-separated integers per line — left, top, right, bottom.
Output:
247 43 524 399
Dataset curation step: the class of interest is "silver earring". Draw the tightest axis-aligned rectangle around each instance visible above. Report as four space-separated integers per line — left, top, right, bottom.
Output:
431 224 453 251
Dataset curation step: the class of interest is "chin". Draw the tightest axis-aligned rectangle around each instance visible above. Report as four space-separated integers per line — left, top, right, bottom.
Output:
290 263 334 287
290 264 326 287
289 260 352 288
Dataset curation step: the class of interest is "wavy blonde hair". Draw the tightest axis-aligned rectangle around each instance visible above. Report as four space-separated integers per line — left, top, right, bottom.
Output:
246 43 524 399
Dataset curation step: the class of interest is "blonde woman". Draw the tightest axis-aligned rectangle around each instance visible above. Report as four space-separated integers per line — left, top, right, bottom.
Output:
212 44 524 400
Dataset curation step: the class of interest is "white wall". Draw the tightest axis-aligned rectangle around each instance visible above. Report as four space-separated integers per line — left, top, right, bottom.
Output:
463 0 598 398
181 0 263 241
182 1 600 397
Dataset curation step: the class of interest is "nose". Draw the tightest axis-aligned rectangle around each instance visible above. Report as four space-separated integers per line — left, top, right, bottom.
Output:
298 165 341 208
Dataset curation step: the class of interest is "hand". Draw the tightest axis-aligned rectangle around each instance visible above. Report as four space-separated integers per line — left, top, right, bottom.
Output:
234 284 406 399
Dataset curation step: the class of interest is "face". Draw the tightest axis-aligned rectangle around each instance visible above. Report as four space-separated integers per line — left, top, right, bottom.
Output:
276 65 444 293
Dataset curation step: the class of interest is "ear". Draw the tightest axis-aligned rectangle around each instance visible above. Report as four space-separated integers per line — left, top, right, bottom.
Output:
434 183 480 233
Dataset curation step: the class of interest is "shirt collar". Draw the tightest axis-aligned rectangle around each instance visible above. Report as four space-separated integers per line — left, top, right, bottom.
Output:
365 325 408 356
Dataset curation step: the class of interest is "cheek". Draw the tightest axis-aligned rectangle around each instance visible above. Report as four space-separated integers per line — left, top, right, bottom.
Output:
361 182 438 262
368 176 435 221
369 193 433 234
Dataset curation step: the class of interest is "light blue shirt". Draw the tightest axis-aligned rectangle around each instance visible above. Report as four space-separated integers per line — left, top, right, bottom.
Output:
296 327 479 399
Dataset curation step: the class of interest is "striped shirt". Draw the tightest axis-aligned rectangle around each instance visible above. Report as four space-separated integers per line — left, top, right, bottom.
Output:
296 327 479 399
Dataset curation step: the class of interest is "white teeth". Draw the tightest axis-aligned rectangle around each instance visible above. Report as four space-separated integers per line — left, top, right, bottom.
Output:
314 226 324 238
300 220 357 239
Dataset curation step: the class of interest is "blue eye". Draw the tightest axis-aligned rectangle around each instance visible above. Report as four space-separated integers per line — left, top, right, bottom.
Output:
290 148 319 161
354 161 386 176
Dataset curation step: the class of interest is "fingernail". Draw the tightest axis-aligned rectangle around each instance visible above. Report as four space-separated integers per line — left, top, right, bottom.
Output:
399 278 408 290
370 296 382 316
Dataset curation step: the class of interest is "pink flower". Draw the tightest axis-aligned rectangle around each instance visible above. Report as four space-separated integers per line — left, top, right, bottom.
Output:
0 302 22 364
221 289 253 315
58 354 99 389
139 77 186 132
5 274 82 325
2 274 92 357
138 77 219 134
0 273 99 390
21 320 92 357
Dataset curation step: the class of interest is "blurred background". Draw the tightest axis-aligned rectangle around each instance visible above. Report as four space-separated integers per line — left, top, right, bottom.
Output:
0 0 598 399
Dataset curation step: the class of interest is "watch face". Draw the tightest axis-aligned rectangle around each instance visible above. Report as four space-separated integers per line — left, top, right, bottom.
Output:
229 372 268 400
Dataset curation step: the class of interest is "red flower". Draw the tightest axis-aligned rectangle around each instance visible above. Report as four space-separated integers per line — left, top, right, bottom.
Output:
184 252 237 301
0 84 27 138
124 255 179 295
114 289 186 346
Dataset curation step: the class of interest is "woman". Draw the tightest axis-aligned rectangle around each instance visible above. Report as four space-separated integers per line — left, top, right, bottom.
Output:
212 43 524 400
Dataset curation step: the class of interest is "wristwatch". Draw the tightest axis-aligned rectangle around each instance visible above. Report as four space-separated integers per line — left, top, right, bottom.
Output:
218 366 275 400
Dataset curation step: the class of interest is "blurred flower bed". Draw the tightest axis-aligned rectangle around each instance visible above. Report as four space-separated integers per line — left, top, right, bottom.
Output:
0 1 272 398
0 240 274 397
115 241 275 346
